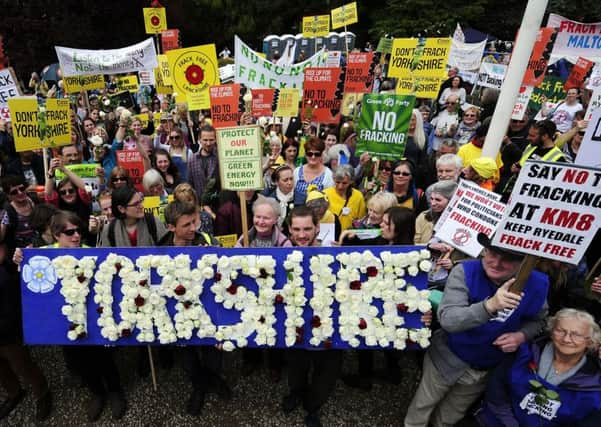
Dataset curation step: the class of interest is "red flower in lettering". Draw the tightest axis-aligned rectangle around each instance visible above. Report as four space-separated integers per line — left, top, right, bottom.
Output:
274 294 284 304
185 65 204 85
350 280 362 290
96 307 104 314
397 303 408 312
77 274 86 283
139 279 148 287
115 262 122 272
174 284 186 296
183 301 192 309
311 315 321 328
259 268 269 279
134 295 145 307
323 339 332 349
215 272 222 281
366 266 378 277
358 318 367 330
259 315 265 324
226 284 238 295
121 328 132 337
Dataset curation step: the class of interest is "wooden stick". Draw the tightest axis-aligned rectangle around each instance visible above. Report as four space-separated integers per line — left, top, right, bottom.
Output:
239 192 250 247
509 254 539 294
585 256 601 283
147 346 157 391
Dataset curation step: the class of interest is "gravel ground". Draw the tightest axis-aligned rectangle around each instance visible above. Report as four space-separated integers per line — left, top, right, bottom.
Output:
3 346 479 426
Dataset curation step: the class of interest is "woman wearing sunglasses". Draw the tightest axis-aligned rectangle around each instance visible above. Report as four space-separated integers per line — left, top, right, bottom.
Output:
292 138 334 206
453 106 481 148
156 127 193 181
386 160 427 214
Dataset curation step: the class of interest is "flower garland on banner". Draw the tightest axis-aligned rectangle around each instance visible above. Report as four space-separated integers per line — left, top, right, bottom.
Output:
54 255 97 340
308 254 336 347
336 249 432 349
280 251 306 347
210 255 277 351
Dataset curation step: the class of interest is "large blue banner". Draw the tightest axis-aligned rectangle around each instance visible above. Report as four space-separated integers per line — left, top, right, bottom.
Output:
21 246 433 350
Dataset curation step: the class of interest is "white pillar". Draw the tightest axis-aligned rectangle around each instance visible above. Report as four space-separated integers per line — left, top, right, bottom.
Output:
481 0 549 158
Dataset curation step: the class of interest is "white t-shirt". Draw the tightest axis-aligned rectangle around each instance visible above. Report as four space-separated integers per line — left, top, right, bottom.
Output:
550 102 582 133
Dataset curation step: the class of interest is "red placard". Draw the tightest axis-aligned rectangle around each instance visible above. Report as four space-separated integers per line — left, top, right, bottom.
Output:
161 29 180 53
301 67 342 124
251 89 275 118
116 150 145 193
522 28 555 87
345 52 374 93
209 84 241 128
564 57 593 90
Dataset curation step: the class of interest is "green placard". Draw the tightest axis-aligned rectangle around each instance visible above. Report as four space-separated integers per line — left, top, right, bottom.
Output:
217 125 264 191
356 94 415 160
528 75 566 113
376 37 393 54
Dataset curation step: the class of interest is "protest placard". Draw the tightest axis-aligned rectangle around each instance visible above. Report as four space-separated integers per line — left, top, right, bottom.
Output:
587 63 601 91
235 36 326 90
547 14 601 62
388 38 418 78
528 76 566 113
116 75 139 93
341 92 364 117
584 88 601 121
492 161 601 264
0 68 21 109
522 27 555 87
395 77 444 99
512 85 534 120
62 74 105 94
143 7 167 34
345 52 374 93
447 39 486 71
302 15 330 37
565 57 593 90
161 29 180 53
356 93 415 159
388 38 450 79
167 44 219 110
56 38 158 77
326 51 342 68
215 234 238 248
301 68 342 124
331 2 358 29
20 245 430 349
9 98 71 152
250 89 275 118
134 113 150 128
143 195 169 222
209 84 241 128
217 125 263 191
575 108 601 168
275 89 300 117
435 179 505 258
154 68 172 95
0 107 10 122
376 37 393 54
138 70 155 86
157 54 172 85
116 150 145 192
477 62 507 89
55 164 101 197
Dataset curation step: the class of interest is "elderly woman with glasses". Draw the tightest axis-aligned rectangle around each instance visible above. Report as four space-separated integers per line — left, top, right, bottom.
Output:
476 308 601 427
293 137 334 205
323 164 366 231
453 106 481 147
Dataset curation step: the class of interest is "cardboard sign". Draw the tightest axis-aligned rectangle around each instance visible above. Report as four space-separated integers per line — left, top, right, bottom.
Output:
235 36 326 90
522 28 555 87
0 68 21 109
477 62 507 89
395 77 443 99
143 7 167 34
356 94 415 160
56 38 158 77
116 75 139 93
116 150 145 192
217 125 263 191
215 234 238 248
250 89 275 118
345 52 375 93
528 76 566 113
512 85 534 121
564 57 593 90
547 14 601 61
157 54 172 85
587 63 601 91
62 74 105 94
20 245 429 348
331 2 358 29
209 84 241 128
302 15 330 37
388 38 451 79
161 29 180 52
9 98 71 152
584 88 601 121
166 44 219 109
301 68 342 124
275 89 300 117
435 180 505 258
575 108 601 168
492 161 601 264
55 164 101 197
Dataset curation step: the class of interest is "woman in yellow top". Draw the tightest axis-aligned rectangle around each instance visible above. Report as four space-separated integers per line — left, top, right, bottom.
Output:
324 165 366 231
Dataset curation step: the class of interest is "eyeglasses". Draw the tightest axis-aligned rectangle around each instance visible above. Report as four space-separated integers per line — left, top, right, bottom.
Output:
306 151 322 158
169 135 181 140
552 327 589 343
112 176 127 183
59 188 76 196
9 185 26 196
380 166 392 172
126 196 144 207
61 228 81 237
393 171 411 176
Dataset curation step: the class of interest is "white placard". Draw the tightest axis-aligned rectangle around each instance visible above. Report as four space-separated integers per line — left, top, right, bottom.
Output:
575 108 601 168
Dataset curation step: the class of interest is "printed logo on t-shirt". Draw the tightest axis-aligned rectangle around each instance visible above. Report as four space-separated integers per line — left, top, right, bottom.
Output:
519 392 561 420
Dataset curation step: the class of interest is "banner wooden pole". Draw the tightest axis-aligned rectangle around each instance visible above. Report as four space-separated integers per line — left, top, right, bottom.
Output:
147 345 158 391
239 192 250 247
509 254 539 294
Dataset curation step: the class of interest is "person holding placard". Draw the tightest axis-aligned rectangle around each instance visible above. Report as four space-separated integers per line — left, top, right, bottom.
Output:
541 87 583 133
293 138 334 206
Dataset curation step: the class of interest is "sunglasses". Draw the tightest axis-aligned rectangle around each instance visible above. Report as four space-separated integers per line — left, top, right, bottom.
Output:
306 151 322 158
380 166 392 172
393 171 411 176
61 228 81 236
511 119 526 124
112 176 127 183
9 185 26 196
59 188 76 196
169 135 181 140
127 196 144 207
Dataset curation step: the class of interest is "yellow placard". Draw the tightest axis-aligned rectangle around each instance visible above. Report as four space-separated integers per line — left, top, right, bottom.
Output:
116 75 139 93
387 38 419 78
331 2 358 29
302 15 330 37
143 7 167 34
395 76 443 99
9 98 72 152
388 38 451 79
62 74 105 94
143 196 169 222
158 54 172 85
154 68 173 95
134 113 150 128
167 44 219 111
414 38 451 79
215 234 238 248
153 112 162 128
275 89 300 117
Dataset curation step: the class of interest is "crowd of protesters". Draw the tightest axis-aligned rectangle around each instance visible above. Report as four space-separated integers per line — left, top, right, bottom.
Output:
0 48 600 427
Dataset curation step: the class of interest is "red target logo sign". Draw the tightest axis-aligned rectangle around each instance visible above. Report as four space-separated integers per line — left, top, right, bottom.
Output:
452 228 471 246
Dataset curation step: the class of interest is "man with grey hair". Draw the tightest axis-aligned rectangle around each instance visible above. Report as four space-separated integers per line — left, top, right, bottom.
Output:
425 153 462 206
324 164 366 230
